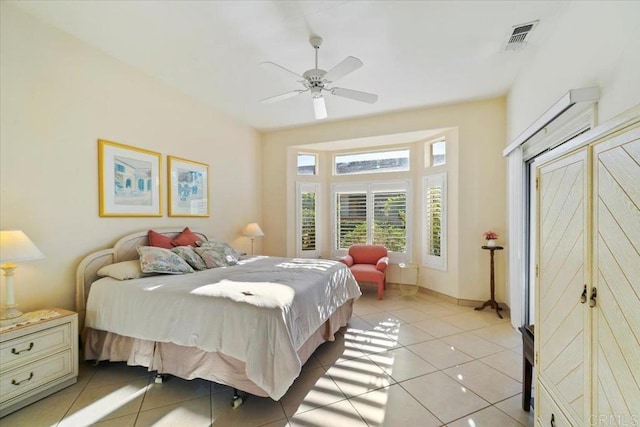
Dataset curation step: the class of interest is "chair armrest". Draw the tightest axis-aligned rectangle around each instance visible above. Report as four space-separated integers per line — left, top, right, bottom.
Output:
340 255 354 267
376 257 389 272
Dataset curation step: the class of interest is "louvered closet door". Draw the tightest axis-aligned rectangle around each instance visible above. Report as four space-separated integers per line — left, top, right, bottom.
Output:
536 148 589 425
592 128 640 422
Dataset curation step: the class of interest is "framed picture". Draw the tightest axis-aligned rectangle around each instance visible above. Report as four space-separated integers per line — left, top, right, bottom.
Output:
168 156 209 217
98 139 162 217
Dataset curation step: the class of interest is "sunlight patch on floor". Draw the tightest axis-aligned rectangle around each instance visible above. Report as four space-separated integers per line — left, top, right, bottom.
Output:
60 384 149 426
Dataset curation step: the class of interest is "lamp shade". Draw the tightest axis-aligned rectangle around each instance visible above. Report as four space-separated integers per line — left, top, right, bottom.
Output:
243 223 264 238
0 230 45 264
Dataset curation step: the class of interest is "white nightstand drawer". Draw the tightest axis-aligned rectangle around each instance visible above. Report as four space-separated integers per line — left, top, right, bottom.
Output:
0 323 71 373
0 350 73 403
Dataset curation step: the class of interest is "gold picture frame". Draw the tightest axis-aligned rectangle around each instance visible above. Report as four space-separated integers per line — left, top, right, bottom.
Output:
167 156 209 217
98 139 162 217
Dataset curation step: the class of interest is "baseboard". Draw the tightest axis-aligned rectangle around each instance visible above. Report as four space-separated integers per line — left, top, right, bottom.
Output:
387 282 511 314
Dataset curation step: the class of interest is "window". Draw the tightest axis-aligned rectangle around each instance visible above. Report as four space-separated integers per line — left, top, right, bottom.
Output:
296 183 320 257
426 139 446 167
334 149 410 175
333 181 410 259
423 173 447 270
297 154 317 175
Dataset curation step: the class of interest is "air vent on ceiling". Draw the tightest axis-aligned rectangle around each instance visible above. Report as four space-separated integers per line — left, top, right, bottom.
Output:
505 20 539 51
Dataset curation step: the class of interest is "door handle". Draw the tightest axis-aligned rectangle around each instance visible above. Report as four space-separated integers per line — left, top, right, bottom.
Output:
580 284 587 304
589 287 597 308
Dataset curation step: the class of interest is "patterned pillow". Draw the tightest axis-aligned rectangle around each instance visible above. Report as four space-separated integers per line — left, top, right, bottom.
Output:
172 246 207 271
137 246 194 274
194 246 238 269
197 240 242 260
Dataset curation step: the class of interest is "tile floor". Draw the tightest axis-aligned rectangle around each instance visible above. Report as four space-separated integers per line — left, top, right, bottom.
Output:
2 288 534 427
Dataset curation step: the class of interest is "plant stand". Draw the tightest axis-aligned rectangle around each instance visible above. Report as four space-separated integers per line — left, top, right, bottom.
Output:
475 245 504 318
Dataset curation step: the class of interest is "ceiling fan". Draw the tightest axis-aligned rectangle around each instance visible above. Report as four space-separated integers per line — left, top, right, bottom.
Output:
260 36 378 120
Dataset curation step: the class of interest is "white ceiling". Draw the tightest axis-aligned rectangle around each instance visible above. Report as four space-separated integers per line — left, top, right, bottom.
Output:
12 1 569 131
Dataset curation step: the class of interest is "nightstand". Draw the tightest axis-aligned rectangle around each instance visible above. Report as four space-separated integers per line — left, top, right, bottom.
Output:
0 308 78 417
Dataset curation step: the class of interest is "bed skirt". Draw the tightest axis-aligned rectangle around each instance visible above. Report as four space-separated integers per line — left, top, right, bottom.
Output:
83 298 354 398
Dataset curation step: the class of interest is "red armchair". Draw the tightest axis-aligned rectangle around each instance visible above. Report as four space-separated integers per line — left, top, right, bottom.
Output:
340 245 389 299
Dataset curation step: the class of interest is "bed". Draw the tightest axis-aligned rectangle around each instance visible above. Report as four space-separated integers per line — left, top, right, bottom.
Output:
75 228 361 401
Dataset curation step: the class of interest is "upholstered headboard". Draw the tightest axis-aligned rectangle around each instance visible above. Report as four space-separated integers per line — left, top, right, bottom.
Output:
75 228 208 330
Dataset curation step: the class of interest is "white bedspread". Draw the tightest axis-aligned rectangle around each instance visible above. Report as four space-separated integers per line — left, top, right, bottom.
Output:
85 256 361 399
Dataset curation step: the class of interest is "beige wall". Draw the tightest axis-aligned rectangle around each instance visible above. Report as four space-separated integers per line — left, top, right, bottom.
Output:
507 1 640 141
262 98 507 301
0 4 262 313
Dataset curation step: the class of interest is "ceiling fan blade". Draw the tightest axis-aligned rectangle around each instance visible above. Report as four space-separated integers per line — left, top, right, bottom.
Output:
260 89 307 104
330 87 378 104
322 56 363 83
312 96 327 120
260 61 305 82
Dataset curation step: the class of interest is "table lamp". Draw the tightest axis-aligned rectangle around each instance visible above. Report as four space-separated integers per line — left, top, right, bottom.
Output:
242 223 264 255
0 230 45 326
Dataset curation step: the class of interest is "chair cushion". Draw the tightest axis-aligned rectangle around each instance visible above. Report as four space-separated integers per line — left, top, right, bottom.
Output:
349 264 385 283
348 245 388 265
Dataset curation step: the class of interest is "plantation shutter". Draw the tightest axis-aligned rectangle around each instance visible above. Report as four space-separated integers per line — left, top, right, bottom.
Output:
296 182 320 257
336 192 367 249
423 173 447 270
425 187 442 255
301 192 316 251
373 191 407 252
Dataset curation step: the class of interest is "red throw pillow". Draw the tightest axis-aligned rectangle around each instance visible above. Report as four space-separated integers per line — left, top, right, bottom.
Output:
148 230 173 249
171 227 201 247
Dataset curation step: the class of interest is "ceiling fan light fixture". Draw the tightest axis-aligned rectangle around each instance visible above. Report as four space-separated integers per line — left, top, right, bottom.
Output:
260 35 377 120
312 95 327 120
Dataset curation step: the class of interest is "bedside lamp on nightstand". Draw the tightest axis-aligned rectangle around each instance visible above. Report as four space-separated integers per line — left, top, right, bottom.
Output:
0 230 45 327
243 222 264 255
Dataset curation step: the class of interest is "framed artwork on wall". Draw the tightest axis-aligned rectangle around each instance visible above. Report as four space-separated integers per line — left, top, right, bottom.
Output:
167 156 209 217
98 139 162 217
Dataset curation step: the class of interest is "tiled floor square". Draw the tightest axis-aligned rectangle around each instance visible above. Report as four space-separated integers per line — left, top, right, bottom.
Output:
349 384 442 427
287 399 367 427
407 338 474 369
440 311 505 331
59 378 150 426
480 349 523 381
411 317 464 338
326 356 394 398
401 371 490 424
367 347 438 382
472 322 523 349
447 405 524 426
494 394 535 426
136 395 211 426
279 366 346 417
440 331 507 358
443 360 522 403
382 322 435 347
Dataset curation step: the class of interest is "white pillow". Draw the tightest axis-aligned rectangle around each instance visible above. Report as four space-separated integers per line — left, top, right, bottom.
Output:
97 260 146 280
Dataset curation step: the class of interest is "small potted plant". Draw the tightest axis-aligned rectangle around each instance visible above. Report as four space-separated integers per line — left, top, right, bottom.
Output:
483 230 499 247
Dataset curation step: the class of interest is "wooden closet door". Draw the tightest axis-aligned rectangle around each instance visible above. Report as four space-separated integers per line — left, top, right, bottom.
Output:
592 128 640 423
536 148 590 425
